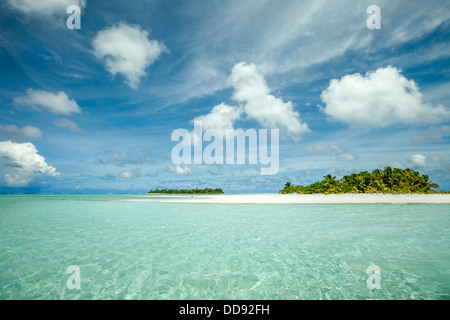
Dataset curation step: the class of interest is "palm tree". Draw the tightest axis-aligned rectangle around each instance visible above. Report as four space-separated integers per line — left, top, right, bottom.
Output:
371 169 386 192
279 167 442 194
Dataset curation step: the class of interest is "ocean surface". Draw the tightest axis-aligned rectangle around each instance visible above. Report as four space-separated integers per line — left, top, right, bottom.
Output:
0 194 449 300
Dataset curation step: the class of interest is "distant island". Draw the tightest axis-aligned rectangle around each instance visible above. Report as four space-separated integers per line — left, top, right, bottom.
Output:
280 167 448 194
148 188 224 194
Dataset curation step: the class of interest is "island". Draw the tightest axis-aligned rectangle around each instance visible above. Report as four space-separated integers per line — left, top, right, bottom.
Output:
280 167 448 194
147 188 224 194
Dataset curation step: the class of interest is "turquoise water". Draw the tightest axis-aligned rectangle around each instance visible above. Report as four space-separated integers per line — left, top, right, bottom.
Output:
0 194 449 300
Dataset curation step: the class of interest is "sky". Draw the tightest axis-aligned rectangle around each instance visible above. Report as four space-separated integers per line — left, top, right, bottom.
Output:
0 0 449 193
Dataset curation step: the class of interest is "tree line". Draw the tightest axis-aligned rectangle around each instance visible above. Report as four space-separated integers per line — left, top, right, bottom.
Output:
280 167 446 194
148 188 224 194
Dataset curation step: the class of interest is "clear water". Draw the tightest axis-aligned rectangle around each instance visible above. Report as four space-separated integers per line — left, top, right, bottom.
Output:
0 194 449 300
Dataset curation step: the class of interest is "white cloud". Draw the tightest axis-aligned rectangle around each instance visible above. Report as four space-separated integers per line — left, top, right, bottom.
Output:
0 124 43 141
231 62 309 139
121 1 450 105
192 103 242 132
409 154 427 168
14 89 82 115
92 22 167 89
53 119 82 132
321 66 450 127
7 0 85 15
118 169 142 180
167 165 192 176
0 140 59 187
191 62 309 140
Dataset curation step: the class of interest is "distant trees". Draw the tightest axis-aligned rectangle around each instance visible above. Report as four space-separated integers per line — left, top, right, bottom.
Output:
148 188 224 194
280 167 444 194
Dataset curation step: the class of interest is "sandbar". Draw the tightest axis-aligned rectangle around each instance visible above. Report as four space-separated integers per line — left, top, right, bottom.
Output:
125 193 450 204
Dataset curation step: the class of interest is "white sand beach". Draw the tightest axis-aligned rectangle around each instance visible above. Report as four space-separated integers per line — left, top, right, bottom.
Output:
127 193 450 204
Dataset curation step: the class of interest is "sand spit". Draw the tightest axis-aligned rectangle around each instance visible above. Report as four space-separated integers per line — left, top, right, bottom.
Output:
124 193 450 204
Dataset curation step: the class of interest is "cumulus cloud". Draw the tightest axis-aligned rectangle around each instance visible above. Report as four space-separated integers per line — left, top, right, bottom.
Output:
192 103 242 132
118 169 142 180
0 140 59 187
321 66 450 127
231 62 309 138
14 89 82 115
0 124 43 141
92 22 167 89
409 154 427 168
53 119 82 132
191 62 309 140
166 165 192 176
7 0 85 15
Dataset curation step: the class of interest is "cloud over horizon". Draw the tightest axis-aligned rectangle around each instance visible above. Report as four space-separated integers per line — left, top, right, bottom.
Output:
167 165 192 176
0 140 59 187
118 169 142 179
321 66 450 127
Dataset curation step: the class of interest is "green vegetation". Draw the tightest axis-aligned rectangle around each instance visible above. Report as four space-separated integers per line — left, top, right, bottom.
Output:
280 167 447 194
148 188 224 194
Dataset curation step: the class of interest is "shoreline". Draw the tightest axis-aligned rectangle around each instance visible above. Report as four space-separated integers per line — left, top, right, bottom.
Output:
126 193 450 204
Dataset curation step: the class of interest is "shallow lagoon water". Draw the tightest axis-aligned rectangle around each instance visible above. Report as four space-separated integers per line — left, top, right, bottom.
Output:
0 194 449 299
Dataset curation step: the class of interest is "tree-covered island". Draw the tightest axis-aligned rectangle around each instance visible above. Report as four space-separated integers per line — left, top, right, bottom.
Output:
148 188 224 194
280 167 447 194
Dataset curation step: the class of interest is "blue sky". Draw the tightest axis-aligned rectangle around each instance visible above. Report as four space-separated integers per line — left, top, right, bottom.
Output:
0 0 449 193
